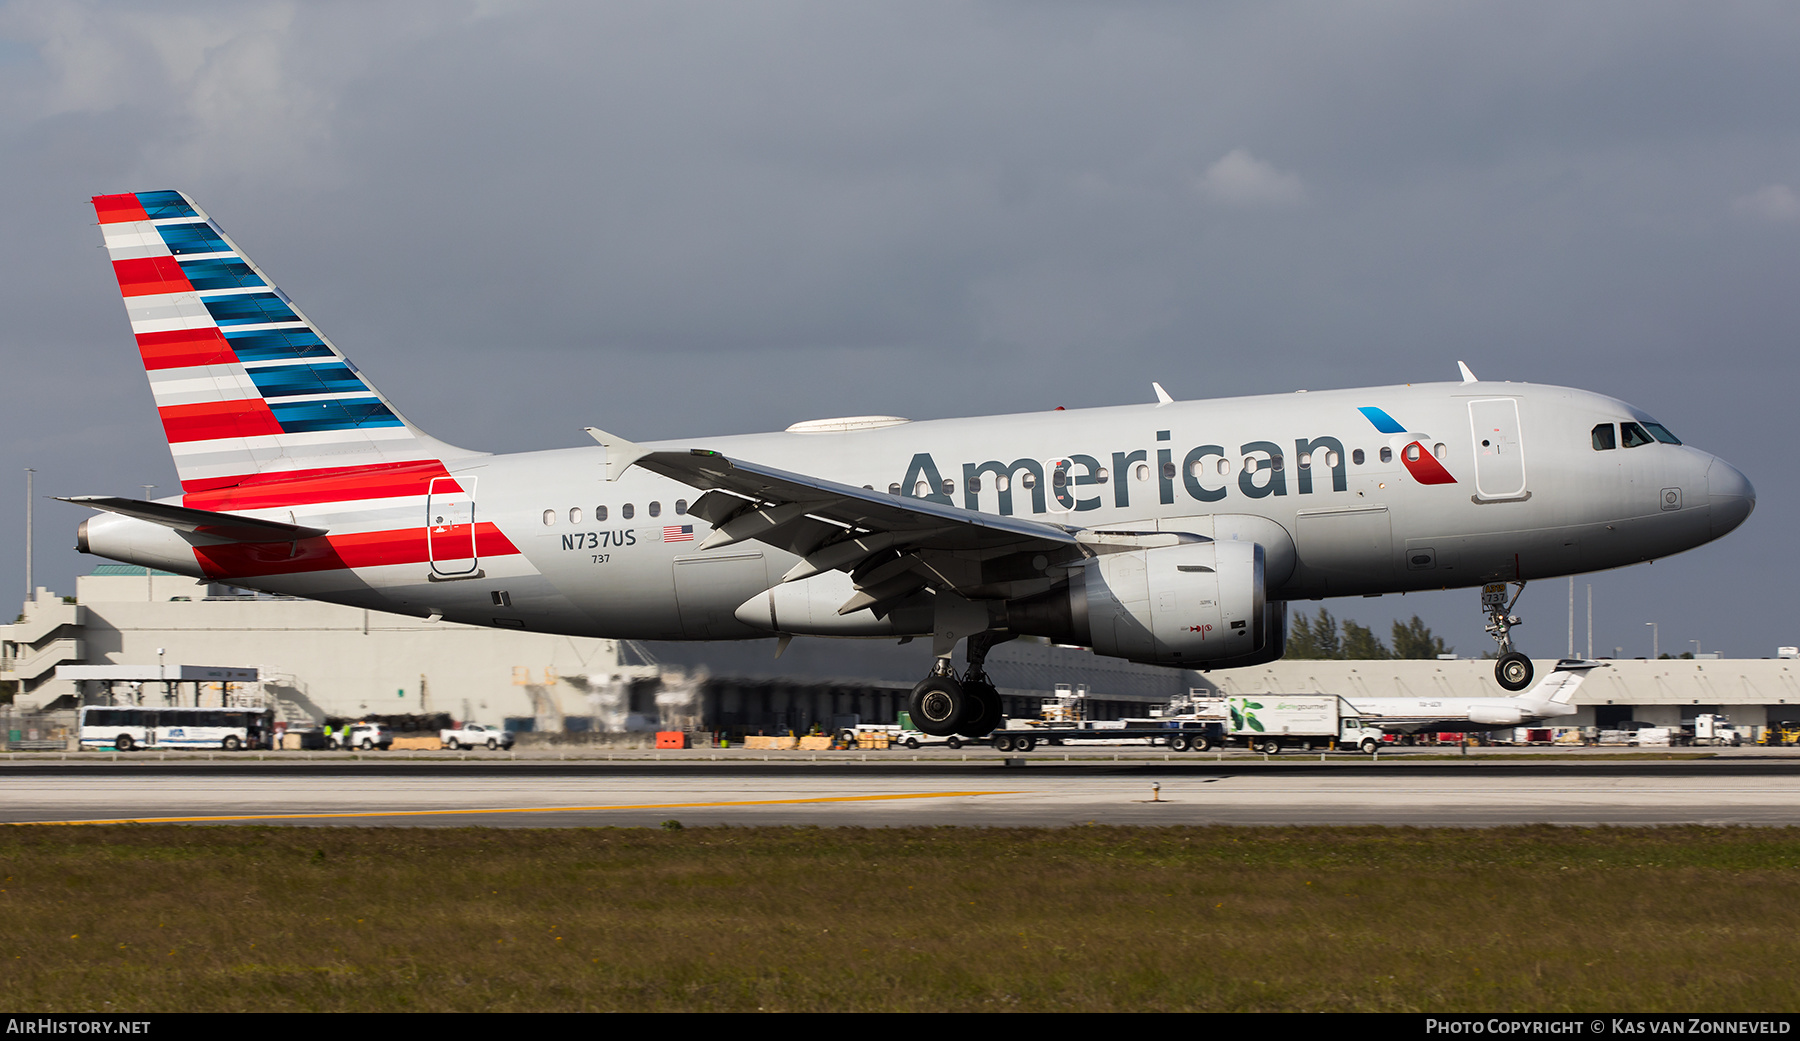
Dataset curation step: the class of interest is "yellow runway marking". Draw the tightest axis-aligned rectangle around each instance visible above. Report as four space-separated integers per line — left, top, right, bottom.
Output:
6 790 1023 826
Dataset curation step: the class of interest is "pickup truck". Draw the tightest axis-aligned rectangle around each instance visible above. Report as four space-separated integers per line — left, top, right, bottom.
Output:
440 723 515 751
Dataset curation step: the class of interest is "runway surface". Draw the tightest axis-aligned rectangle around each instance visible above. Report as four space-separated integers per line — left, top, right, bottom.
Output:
4 755 1799 827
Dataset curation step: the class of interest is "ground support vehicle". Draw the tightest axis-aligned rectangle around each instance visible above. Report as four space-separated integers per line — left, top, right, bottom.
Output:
440 723 514 750
988 720 1224 753
79 706 273 751
1690 714 1745 746
333 723 392 751
1225 695 1385 754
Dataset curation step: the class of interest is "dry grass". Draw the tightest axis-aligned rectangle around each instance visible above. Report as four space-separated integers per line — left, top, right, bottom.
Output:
2 825 1798 1012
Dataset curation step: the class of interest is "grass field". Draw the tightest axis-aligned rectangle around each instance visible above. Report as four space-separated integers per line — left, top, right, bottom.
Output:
2 824 1798 1012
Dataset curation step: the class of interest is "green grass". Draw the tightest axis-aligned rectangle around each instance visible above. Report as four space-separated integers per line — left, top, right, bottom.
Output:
2 825 1798 1011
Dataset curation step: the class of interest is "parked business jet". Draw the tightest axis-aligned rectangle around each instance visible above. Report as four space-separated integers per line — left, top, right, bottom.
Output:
1342 659 1601 736
70 191 1755 736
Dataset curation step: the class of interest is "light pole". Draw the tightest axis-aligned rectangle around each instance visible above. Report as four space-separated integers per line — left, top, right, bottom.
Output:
1645 622 1659 660
23 468 33 600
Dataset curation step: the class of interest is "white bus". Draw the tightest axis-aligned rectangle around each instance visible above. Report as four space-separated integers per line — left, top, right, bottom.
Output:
79 706 274 751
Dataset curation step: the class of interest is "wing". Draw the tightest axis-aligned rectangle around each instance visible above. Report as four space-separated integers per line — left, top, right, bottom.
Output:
629 446 1090 616
589 428 1196 618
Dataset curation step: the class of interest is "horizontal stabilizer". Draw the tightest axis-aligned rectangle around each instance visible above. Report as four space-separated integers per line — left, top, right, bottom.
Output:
60 496 327 545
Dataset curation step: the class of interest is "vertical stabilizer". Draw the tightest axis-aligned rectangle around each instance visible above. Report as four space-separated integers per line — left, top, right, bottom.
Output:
92 190 475 498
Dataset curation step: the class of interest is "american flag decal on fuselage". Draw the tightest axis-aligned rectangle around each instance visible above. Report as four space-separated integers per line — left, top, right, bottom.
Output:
663 525 694 543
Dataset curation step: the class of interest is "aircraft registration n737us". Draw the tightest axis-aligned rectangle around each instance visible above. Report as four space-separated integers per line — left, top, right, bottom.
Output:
70 190 1756 737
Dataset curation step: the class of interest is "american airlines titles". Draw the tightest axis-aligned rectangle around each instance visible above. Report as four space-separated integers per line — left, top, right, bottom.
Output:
896 429 1360 517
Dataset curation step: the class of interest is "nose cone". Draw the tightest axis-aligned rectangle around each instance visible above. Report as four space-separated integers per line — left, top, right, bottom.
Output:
1706 458 1756 538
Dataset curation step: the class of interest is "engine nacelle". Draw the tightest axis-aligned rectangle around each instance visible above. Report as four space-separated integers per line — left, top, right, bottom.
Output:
1005 540 1269 667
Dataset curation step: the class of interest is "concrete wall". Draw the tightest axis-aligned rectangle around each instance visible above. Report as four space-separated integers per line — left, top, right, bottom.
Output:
2 571 654 727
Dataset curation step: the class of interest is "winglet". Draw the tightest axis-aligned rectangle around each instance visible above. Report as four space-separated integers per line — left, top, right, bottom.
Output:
1457 361 1478 384
1152 382 1174 405
584 427 650 481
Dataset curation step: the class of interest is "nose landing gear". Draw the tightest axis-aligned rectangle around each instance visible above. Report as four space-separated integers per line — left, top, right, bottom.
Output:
1483 581 1534 691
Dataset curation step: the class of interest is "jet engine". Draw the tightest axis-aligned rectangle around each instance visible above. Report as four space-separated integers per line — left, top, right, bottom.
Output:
1002 539 1273 667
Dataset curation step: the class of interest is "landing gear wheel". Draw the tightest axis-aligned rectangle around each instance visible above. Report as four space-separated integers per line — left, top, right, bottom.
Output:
908 676 967 737
1495 652 1534 692
958 679 1003 738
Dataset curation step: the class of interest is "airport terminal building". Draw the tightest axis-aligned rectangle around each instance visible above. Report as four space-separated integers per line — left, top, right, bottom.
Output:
4 566 1798 738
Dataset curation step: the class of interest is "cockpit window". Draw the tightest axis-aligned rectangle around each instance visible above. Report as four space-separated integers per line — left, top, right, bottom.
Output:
1591 424 1616 451
1620 422 1655 448
1642 422 1681 445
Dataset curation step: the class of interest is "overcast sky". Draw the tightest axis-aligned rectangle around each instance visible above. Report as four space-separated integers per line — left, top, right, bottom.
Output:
1 1 1794 661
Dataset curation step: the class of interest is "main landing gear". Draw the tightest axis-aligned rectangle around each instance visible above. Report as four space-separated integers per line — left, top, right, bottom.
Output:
908 631 1009 739
1483 581 1534 692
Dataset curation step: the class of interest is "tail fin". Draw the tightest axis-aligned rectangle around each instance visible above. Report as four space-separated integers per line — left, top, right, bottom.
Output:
92 190 473 498
1523 659 1606 708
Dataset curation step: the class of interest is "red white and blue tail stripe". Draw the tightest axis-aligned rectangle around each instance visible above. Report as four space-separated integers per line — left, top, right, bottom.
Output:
93 190 463 495
90 190 523 584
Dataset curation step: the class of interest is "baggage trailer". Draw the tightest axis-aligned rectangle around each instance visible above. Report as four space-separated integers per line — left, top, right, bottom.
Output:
989 719 1224 753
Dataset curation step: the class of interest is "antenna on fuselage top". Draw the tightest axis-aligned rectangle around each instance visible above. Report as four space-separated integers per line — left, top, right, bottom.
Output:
1457 361 1479 384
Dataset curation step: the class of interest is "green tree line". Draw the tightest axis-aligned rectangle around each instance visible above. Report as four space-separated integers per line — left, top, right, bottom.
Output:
1284 608 1453 660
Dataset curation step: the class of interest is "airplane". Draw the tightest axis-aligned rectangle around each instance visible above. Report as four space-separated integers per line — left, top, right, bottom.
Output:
68 190 1756 739
1339 658 1601 736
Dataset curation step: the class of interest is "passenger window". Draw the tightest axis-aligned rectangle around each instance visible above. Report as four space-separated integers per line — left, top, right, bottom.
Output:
542 510 555 526
1160 462 1176 479
675 499 687 515
1021 472 1038 489
1242 456 1258 474
648 501 661 517
1297 453 1311 469
1404 444 1420 462
597 505 608 521
1380 447 1393 464
1592 424 1616 451
888 483 901 495
968 477 982 493
941 479 955 496
914 481 930 496
1094 468 1109 484
1133 463 1150 482
622 503 635 520
1352 449 1365 466
1270 455 1283 472
1217 458 1230 476
1326 450 1340 468
569 507 582 524
1621 422 1654 448
1433 443 1445 459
